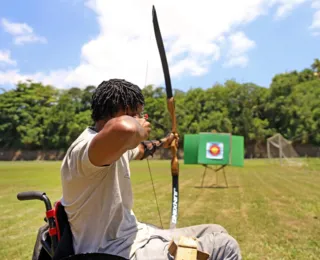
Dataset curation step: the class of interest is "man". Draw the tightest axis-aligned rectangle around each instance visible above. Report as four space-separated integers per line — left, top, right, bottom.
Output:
61 79 241 260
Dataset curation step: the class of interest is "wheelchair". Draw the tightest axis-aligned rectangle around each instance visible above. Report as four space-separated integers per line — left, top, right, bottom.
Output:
17 191 130 260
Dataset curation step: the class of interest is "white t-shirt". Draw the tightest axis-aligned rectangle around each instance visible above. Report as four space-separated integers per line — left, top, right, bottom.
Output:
60 127 151 259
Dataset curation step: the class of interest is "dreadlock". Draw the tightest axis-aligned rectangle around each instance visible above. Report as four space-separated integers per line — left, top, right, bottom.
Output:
91 79 145 122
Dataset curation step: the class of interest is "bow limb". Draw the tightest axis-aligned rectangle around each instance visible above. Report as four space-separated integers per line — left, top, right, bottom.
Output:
152 5 179 229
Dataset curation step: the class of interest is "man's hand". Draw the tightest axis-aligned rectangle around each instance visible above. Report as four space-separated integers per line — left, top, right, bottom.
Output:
135 132 179 161
161 133 179 149
135 117 152 140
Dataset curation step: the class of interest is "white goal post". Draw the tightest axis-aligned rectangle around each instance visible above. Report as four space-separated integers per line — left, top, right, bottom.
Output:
267 133 304 166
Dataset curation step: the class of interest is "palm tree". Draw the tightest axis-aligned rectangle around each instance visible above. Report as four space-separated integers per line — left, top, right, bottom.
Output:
311 58 320 78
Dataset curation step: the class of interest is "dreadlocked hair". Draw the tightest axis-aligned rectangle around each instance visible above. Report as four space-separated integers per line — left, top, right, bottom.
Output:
91 79 145 121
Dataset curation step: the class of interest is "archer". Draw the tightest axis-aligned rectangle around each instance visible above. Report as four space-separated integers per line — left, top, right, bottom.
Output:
60 79 242 259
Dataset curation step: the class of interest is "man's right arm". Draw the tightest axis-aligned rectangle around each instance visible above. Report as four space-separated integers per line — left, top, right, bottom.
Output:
88 116 150 167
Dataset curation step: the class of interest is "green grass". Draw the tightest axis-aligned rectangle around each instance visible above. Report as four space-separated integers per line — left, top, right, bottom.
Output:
0 159 319 260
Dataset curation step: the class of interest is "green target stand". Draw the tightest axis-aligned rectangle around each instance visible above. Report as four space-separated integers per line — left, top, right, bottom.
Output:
184 133 244 187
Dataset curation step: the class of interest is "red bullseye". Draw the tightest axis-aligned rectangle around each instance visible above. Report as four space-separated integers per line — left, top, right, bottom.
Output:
209 144 220 156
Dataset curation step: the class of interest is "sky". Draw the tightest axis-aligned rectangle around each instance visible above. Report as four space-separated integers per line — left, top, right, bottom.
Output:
0 0 319 92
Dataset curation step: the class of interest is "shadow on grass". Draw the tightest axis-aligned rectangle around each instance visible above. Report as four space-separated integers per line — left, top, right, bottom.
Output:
193 185 240 189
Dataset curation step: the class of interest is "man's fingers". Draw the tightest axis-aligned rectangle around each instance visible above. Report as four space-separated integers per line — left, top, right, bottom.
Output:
135 117 152 139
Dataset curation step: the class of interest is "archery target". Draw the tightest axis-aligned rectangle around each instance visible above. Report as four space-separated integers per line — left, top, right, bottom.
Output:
206 142 224 159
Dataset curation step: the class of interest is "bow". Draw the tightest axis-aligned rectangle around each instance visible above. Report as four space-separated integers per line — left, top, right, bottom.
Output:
152 5 179 229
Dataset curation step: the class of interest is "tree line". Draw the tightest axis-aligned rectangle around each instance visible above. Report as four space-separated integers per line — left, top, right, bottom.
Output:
0 59 319 151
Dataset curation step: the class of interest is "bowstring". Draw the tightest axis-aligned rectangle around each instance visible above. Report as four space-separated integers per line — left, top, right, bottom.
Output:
143 20 163 229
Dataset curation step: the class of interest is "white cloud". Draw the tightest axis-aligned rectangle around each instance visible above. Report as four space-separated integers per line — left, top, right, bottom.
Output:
55 0 270 87
310 10 320 30
0 0 318 89
309 1 320 35
1 18 47 45
224 32 256 68
270 0 309 19
271 0 320 36
311 0 320 8
0 69 75 88
13 34 47 45
0 50 16 66
224 56 250 68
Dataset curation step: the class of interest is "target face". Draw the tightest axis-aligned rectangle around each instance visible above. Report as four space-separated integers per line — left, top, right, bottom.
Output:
209 144 220 156
206 142 224 159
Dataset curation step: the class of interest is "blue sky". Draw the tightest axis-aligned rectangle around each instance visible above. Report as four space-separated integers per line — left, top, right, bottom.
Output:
0 0 319 92
201 3 319 88
0 0 97 74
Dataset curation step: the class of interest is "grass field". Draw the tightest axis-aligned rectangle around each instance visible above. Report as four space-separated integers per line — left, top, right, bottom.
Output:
0 159 319 260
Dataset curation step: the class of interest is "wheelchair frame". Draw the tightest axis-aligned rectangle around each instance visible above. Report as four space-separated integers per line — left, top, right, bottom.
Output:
17 191 127 260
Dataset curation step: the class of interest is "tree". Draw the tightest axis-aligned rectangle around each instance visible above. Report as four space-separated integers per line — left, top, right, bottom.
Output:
0 81 58 149
81 85 96 111
1 57 320 152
